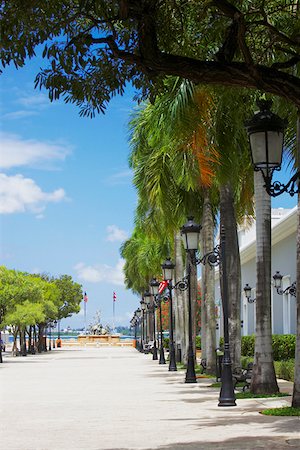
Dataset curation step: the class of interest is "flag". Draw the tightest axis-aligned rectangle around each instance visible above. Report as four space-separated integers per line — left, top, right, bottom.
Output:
158 280 168 294
83 292 88 303
113 291 117 302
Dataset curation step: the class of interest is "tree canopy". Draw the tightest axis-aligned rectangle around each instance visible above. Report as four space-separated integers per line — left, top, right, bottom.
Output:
1 1 299 116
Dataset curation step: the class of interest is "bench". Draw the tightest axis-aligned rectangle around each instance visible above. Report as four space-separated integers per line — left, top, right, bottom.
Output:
199 358 207 373
232 363 253 391
143 341 154 353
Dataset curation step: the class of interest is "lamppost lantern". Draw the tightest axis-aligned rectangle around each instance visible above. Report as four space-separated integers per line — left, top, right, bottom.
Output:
135 308 142 319
243 283 252 300
245 100 299 197
140 300 146 311
180 216 201 251
273 270 283 289
149 278 160 296
246 99 285 173
144 290 152 305
161 257 175 281
243 283 256 303
272 270 296 297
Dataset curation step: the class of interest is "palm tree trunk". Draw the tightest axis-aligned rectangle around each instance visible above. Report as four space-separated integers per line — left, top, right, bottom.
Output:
292 113 300 407
174 231 186 363
251 171 278 394
220 183 241 370
201 194 216 373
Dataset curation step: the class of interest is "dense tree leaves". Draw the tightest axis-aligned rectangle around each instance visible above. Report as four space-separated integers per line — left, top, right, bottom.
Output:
1 1 299 116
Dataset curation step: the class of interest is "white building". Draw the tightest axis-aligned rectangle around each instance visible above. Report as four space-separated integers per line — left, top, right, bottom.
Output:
213 207 297 338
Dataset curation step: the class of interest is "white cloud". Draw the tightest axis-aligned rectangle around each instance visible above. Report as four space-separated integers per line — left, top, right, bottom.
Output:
105 169 132 185
0 132 72 169
17 93 49 108
2 110 38 120
74 259 125 286
106 225 128 242
0 173 66 214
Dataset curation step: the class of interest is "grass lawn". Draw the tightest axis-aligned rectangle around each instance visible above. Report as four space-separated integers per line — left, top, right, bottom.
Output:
261 406 300 416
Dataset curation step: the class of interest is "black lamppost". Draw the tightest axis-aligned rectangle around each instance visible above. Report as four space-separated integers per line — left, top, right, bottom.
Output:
273 271 297 297
144 290 152 352
48 323 52 351
135 308 142 351
181 218 235 403
140 299 146 352
218 226 236 406
246 99 299 197
180 216 221 383
53 320 57 348
181 217 201 383
149 278 160 361
161 258 177 371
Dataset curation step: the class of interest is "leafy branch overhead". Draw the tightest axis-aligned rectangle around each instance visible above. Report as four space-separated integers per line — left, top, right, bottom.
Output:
1 1 299 116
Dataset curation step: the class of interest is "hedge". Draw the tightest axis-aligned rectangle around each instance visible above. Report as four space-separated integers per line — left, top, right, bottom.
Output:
223 334 295 360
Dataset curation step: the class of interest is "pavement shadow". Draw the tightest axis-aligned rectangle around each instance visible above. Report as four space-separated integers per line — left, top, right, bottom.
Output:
101 436 300 450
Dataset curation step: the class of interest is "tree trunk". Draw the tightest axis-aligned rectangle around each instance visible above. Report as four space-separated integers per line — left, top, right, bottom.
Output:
174 231 187 363
220 183 241 370
201 195 216 373
292 113 300 407
12 327 18 356
251 171 278 394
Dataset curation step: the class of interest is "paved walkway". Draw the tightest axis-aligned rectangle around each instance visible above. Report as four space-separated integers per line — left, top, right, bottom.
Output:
0 346 299 450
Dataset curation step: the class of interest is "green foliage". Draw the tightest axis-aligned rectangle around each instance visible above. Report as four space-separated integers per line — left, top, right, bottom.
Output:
261 407 300 416
241 335 255 358
235 392 289 400
274 360 295 382
0 265 82 330
0 1 299 115
195 335 201 350
239 335 295 361
272 335 295 361
163 337 169 349
241 356 254 369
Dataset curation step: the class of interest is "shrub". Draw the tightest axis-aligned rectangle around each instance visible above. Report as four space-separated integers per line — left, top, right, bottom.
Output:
195 335 201 349
274 359 295 382
239 334 295 361
240 356 254 369
163 337 169 349
241 335 255 357
272 335 295 361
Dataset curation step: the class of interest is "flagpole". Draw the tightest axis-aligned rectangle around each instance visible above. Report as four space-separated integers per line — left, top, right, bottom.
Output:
83 291 88 334
84 299 87 334
113 294 115 333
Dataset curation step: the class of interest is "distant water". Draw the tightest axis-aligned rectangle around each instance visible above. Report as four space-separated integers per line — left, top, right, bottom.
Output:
8 334 134 342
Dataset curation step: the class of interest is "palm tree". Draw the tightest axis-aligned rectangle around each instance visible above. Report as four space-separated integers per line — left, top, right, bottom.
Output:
128 82 217 366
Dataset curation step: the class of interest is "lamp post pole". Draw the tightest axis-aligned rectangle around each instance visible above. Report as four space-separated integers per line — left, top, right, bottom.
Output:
185 256 197 383
48 323 52 351
167 284 177 371
158 297 166 364
152 302 158 360
218 226 236 406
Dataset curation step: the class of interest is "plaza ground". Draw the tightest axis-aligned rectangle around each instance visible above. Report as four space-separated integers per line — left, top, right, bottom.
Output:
0 346 299 450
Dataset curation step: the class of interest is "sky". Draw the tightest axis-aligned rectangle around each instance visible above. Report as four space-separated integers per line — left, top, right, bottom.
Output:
0 54 297 331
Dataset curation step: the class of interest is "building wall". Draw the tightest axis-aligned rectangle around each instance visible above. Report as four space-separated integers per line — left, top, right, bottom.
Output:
212 207 297 339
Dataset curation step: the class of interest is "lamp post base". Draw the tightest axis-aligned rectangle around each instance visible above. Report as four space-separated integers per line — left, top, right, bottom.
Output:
169 347 177 371
218 348 236 407
159 347 166 364
185 344 197 383
152 343 158 360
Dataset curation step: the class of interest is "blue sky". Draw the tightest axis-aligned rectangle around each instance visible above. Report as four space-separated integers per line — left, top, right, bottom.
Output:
0 55 297 330
0 56 140 330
